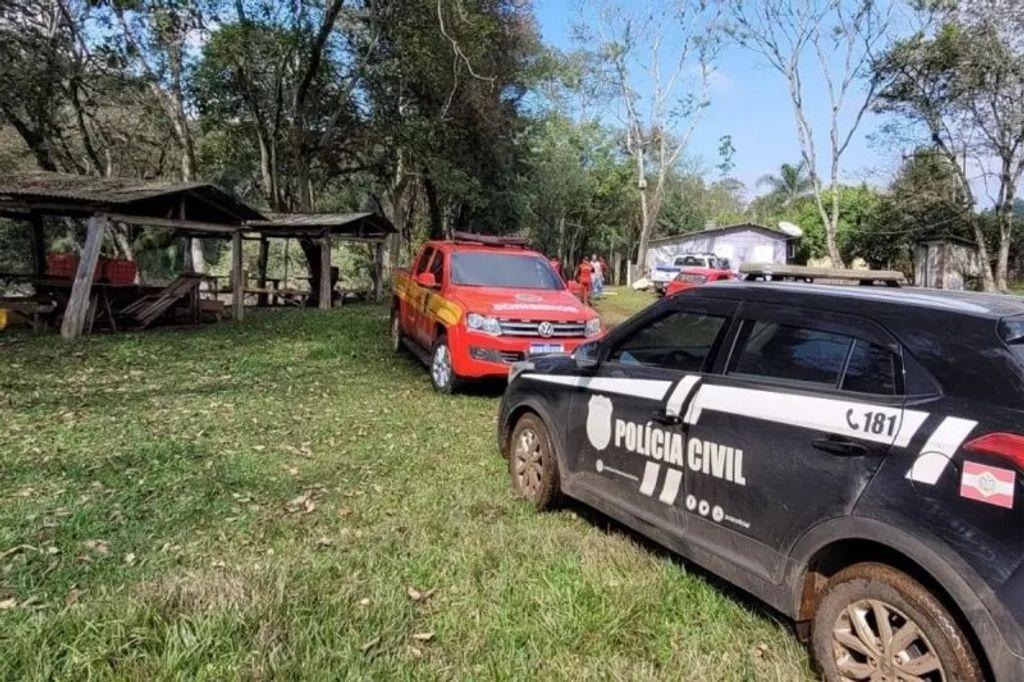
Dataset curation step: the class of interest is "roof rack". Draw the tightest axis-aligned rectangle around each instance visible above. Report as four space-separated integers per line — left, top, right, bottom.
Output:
451 231 529 248
740 263 905 287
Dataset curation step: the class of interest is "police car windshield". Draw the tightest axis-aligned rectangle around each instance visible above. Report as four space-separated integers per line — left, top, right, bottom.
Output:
451 253 564 289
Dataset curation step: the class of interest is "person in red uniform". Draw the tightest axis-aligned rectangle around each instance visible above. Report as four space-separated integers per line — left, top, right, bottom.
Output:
576 259 594 306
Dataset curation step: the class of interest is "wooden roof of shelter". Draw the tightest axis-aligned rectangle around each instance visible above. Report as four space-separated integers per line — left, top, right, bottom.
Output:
246 212 395 240
0 171 265 234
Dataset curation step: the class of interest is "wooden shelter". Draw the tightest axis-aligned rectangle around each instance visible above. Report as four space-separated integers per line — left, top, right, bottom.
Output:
0 171 265 339
244 212 395 308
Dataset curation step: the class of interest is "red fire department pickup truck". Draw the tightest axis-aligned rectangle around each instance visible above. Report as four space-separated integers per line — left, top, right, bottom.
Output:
391 233 602 393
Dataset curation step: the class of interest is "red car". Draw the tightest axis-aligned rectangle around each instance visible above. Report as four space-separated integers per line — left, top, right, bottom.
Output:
664 266 733 297
391 234 602 393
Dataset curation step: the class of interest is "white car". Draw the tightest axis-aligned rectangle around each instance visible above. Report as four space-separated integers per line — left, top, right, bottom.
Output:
649 254 731 293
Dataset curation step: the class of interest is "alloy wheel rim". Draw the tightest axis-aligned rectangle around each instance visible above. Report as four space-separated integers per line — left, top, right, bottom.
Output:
432 344 451 387
832 598 945 681
513 428 543 497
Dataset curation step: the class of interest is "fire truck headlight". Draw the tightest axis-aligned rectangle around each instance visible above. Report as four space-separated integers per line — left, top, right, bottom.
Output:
467 313 502 336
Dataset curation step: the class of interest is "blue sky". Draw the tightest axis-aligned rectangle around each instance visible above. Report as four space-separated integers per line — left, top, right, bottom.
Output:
532 0 905 199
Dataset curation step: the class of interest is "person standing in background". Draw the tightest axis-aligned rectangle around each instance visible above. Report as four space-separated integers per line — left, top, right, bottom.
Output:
590 255 603 299
549 257 563 282
577 259 593 306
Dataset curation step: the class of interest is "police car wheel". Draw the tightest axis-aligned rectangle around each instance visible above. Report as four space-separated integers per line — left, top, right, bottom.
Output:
390 309 404 353
430 334 461 394
812 562 982 682
508 413 561 511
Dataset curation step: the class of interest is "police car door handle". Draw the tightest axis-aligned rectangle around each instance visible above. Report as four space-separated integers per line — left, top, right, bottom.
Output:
651 410 681 426
812 436 867 457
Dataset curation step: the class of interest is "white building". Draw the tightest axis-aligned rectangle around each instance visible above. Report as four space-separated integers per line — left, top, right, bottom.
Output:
645 223 795 273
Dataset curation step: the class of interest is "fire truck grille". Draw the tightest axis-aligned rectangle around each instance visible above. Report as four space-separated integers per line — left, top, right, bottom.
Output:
498 320 586 337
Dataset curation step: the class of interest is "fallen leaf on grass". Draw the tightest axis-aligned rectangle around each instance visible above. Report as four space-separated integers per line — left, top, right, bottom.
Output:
411 632 434 642
408 646 424 659
406 586 437 602
361 637 381 653
0 598 16 610
83 539 109 555
66 587 83 606
284 492 316 514
0 544 38 561
358 598 370 607
124 553 137 566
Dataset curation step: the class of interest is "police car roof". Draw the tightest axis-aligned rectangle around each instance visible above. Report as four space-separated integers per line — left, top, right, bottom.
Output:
698 280 1024 319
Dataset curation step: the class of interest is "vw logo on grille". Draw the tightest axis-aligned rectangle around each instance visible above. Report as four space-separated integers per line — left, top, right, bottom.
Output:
538 322 555 338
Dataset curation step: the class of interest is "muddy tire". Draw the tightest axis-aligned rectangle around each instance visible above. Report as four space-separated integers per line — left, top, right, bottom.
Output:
429 332 461 394
390 309 404 353
812 562 982 682
508 412 561 511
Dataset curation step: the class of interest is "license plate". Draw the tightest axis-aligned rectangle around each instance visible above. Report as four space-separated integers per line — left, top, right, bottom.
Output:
528 343 564 355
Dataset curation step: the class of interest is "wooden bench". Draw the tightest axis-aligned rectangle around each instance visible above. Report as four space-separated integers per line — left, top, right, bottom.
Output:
0 299 57 333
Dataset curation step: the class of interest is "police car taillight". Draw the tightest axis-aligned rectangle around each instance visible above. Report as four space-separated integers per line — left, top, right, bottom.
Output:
963 433 1024 470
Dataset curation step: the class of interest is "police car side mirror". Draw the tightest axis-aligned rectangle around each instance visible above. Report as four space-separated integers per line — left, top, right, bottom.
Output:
574 341 600 369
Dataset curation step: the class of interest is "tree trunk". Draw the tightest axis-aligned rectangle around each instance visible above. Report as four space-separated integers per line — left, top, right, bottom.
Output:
996 210 1012 291
971 217 996 292
424 176 444 240
299 238 322 308
635 188 652 276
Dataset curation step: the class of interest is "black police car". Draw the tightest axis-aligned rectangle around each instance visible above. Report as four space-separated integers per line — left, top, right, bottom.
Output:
497 281 1024 680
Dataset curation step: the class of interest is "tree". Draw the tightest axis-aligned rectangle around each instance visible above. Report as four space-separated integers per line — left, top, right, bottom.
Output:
580 0 724 276
729 0 891 268
756 161 813 209
849 150 975 272
874 7 1024 291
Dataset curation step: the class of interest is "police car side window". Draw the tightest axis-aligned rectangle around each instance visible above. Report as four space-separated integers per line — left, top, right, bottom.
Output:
608 310 726 373
730 320 851 387
841 340 897 395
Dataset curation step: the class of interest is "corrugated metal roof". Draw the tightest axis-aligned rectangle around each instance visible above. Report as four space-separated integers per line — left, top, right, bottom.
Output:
247 212 395 237
0 172 206 204
0 171 265 224
649 222 791 243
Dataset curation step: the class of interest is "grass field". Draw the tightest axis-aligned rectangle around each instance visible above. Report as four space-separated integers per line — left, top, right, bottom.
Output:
591 285 658 328
0 304 812 680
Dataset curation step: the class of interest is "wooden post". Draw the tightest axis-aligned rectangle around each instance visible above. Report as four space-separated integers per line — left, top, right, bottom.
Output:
61 214 107 340
373 240 385 301
232 229 244 321
29 214 46 277
319 231 332 310
256 235 269 306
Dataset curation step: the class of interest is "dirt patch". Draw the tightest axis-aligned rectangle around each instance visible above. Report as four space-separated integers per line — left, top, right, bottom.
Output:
136 566 284 617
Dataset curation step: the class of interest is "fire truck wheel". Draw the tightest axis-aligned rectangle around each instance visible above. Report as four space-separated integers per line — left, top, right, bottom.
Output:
430 332 462 394
390 309 404 353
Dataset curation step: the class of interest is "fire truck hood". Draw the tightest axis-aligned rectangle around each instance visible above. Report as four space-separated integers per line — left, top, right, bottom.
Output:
450 287 594 320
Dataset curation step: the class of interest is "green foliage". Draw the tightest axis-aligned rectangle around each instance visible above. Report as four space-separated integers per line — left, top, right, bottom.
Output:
518 115 633 261
780 185 882 265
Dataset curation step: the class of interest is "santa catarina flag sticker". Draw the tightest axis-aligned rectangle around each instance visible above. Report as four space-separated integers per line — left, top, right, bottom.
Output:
960 461 1016 509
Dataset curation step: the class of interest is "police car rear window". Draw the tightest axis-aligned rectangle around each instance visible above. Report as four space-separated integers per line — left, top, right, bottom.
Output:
730 321 849 386
841 340 896 395
729 320 899 394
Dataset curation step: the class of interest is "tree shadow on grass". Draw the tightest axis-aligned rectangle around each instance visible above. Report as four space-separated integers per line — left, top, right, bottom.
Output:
560 497 803 639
